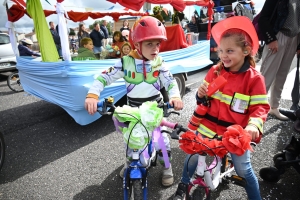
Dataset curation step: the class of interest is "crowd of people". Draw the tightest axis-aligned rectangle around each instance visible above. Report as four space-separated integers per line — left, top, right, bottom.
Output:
47 19 133 61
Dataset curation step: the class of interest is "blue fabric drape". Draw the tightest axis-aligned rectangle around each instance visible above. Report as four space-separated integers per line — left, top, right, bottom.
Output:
17 41 212 125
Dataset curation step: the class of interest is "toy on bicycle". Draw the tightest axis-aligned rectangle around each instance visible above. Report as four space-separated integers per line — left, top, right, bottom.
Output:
177 124 255 200
97 96 187 200
260 135 300 183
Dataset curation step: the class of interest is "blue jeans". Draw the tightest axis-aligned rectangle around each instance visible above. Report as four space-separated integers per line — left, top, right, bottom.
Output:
181 151 261 200
57 47 62 57
93 46 102 54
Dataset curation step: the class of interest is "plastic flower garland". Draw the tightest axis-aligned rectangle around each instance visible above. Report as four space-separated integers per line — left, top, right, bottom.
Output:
179 125 253 157
113 101 163 149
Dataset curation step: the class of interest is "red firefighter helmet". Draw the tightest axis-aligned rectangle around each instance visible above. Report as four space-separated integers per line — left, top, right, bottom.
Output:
131 16 167 43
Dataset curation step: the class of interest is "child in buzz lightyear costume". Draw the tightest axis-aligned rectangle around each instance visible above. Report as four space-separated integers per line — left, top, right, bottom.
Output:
84 16 183 186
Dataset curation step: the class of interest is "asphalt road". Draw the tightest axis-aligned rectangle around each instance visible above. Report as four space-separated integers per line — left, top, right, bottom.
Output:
0 58 300 200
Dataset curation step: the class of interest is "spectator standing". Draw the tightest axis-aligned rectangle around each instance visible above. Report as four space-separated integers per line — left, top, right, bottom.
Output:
49 21 62 57
77 23 90 47
70 36 77 53
120 20 130 41
185 16 199 33
89 22 105 59
120 20 130 33
100 20 109 47
258 0 300 120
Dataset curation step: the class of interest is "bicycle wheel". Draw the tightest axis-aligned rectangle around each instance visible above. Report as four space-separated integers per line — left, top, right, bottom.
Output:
191 187 211 200
7 72 24 92
132 180 143 200
0 131 5 171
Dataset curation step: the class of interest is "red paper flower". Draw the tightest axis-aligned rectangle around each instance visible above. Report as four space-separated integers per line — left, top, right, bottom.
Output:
222 125 253 156
179 131 197 154
179 132 228 157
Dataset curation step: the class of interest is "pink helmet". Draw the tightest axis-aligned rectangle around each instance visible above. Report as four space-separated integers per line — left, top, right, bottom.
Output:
131 16 167 43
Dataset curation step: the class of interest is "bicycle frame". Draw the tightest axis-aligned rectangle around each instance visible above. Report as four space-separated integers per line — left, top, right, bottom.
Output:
188 153 235 198
97 98 185 200
123 147 151 200
122 119 183 200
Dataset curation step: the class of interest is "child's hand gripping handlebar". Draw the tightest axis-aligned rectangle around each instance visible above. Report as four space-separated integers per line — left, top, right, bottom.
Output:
97 96 116 115
97 96 180 118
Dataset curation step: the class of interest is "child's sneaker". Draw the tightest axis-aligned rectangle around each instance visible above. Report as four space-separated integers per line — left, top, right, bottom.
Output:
162 165 174 186
173 182 188 200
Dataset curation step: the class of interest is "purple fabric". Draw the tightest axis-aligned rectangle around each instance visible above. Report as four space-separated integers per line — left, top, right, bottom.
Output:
152 82 160 91
153 127 170 168
126 83 135 93
112 116 127 134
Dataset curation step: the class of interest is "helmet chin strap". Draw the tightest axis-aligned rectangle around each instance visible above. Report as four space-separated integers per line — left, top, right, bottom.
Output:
136 42 148 80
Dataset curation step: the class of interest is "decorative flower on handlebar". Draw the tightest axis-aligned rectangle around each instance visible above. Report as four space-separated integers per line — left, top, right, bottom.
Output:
179 125 253 157
113 101 164 149
222 125 254 156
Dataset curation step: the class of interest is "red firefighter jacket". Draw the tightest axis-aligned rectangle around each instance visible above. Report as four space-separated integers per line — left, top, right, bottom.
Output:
196 62 270 139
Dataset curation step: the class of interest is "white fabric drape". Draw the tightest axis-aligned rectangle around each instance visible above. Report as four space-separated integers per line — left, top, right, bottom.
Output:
56 2 71 61
5 21 19 57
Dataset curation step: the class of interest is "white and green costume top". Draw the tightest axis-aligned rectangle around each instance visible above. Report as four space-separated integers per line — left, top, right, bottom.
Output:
88 55 181 105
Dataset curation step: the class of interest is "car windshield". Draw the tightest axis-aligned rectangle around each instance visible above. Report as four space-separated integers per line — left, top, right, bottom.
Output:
0 34 10 45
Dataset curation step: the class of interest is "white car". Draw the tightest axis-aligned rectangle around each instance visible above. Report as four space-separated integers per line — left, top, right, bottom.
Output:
0 33 17 72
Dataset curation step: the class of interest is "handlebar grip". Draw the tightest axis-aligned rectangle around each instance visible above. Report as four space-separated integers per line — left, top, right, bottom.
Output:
97 101 104 108
166 102 174 109
160 119 177 129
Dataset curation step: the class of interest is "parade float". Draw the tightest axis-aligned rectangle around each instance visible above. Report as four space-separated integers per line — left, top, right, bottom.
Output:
4 0 214 125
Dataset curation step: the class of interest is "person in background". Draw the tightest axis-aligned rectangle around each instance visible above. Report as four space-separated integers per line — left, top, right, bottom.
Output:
73 37 96 61
49 21 62 57
89 22 104 59
108 31 125 59
101 20 109 47
185 16 199 33
258 0 300 120
70 36 77 54
18 38 40 57
121 42 132 57
120 19 130 33
77 23 90 47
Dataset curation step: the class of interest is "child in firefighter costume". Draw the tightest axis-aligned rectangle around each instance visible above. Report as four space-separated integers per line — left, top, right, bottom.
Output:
85 16 183 187
173 16 270 200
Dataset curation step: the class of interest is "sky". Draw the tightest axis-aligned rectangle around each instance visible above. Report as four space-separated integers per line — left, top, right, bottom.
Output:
0 0 265 33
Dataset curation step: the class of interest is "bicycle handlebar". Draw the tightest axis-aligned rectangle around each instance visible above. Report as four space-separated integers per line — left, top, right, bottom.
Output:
160 121 188 140
97 96 180 117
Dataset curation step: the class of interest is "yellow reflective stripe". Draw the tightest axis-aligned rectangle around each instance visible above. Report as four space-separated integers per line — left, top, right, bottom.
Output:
204 80 209 85
211 92 267 107
250 95 269 105
197 124 217 138
249 117 264 133
234 93 250 101
221 94 232 104
211 91 222 100
211 92 232 105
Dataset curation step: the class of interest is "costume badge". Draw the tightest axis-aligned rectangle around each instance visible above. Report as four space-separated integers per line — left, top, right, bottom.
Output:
231 98 248 114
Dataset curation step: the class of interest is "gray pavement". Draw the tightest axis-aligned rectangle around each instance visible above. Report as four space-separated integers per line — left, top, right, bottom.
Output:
0 56 300 200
